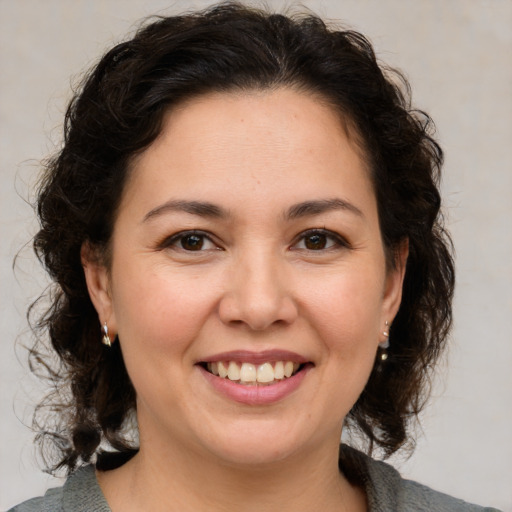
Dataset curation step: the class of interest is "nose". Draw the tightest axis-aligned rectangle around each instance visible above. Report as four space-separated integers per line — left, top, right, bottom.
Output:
218 250 298 331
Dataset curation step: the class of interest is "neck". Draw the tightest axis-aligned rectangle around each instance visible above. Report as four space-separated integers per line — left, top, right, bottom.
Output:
98 435 365 512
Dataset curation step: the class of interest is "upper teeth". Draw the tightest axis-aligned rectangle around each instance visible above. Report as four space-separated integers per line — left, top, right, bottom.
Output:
206 361 300 384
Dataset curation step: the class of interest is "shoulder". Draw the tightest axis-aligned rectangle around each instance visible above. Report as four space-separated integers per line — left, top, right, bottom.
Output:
7 466 111 512
396 476 500 512
339 445 502 512
7 486 64 512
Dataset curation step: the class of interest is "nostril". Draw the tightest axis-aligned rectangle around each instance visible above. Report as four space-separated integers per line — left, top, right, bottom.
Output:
218 293 298 331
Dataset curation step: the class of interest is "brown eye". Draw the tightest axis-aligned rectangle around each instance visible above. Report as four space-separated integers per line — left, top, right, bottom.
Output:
180 234 205 251
292 229 348 252
304 233 327 250
161 230 219 253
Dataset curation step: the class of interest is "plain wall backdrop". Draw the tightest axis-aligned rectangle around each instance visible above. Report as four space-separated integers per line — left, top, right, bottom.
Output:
1 0 511 510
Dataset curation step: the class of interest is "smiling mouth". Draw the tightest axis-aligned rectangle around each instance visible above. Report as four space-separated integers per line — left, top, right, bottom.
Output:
202 361 305 386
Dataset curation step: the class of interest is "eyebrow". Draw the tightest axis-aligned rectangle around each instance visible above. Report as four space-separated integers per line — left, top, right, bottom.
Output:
142 197 363 223
143 200 228 222
285 198 364 220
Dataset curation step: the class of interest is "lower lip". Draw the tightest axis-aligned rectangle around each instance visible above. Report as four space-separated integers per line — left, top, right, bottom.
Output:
198 365 311 405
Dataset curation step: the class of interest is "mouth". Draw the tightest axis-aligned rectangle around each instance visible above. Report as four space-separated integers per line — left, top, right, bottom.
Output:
197 351 313 404
201 360 305 386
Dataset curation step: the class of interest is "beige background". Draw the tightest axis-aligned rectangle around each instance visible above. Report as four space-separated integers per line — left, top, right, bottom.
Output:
1 0 511 510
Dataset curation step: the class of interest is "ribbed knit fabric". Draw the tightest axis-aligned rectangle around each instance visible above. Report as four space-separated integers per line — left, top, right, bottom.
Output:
8 464 108 512
339 445 501 512
8 446 502 511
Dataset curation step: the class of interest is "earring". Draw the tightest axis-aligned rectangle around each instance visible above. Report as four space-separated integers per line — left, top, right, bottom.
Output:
101 322 112 347
379 320 390 361
382 320 390 338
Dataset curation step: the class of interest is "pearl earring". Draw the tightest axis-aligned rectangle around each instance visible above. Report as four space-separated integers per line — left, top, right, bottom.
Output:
379 320 390 361
101 322 112 347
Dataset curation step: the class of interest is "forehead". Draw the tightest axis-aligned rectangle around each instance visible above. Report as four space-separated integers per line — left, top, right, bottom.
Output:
122 88 375 217
160 87 366 159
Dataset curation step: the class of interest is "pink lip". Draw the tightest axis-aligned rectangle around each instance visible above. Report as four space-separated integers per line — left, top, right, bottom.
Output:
198 363 312 406
199 349 309 365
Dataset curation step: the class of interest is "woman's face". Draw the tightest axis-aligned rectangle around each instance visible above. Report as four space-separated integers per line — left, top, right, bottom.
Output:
85 88 405 466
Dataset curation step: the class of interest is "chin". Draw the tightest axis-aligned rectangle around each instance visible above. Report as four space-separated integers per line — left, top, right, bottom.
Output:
208 439 297 467
196 417 316 468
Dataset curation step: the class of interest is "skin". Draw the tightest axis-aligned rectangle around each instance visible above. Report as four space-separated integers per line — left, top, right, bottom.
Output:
83 88 407 512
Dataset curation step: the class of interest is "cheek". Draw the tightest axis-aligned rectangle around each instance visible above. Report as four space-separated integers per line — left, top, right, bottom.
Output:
306 276 382 415
111 262 220 352
300 264 385 347
300 264 384 405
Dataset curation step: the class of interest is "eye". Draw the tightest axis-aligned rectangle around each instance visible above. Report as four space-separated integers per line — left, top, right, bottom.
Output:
162 231 219 252
292 229 348 251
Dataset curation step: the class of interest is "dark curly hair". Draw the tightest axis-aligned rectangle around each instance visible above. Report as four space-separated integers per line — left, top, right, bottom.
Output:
29 1 454 474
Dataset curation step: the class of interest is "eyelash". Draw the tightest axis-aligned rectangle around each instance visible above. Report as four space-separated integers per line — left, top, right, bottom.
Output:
159 230 220 252
291 229 350 252
158 228 350 253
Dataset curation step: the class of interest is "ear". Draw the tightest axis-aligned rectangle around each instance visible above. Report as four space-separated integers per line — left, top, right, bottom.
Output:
81 242 117 336
381 238 409 327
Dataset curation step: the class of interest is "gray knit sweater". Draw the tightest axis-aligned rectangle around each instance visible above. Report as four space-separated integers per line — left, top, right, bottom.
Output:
8 447 501 511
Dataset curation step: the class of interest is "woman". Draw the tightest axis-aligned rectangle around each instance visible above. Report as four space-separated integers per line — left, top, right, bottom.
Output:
9 3 500 511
